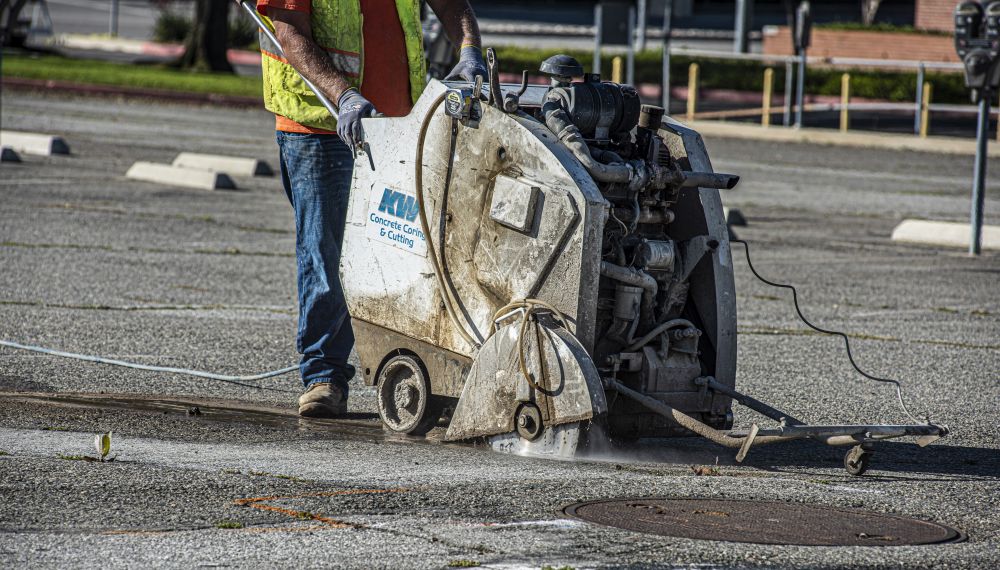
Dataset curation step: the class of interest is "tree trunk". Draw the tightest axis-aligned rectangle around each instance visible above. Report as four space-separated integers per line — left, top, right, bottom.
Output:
861 0 882 26
177 0 233 72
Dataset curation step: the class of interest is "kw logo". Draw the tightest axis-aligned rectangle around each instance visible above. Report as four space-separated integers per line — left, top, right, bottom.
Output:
378 188 419 222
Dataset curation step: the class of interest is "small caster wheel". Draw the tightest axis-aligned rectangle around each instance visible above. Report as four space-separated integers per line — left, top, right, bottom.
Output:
376 354 442 436
844 445 872 476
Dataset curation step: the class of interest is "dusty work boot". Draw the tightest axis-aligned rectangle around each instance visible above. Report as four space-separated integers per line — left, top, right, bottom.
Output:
298 382 348 418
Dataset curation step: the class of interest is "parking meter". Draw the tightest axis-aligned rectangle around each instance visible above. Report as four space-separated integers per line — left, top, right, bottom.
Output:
954 1 1000 102
795 1 812 52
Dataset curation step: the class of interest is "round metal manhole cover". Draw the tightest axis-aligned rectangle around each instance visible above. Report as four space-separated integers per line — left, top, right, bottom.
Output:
564 498 964 546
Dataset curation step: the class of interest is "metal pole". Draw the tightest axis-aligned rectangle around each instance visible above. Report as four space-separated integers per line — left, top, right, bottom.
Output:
914 63 925 135
626 6 635 85
970 90 990 255
109 0 119 37
636 0 647 52
661 0 673 113
734 0 752 53
593 2 603 75
783 59 793 127
235 0 339 119
794 48 806 128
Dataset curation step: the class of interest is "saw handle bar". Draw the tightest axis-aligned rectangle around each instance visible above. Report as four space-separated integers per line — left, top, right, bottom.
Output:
235 0 339 121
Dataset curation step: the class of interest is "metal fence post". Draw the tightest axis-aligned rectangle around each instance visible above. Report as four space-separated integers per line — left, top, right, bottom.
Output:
662 0 673 113
795 49 807 128
626 6 636 85
914 63 925 135
636 0 647 52
840 73 850 132
109 0 119 37
593 3 602 75
687 63 699 121
970 90 990 255
734 0 752 53
920 82 932 138
783 59 793 127
762 67 774 127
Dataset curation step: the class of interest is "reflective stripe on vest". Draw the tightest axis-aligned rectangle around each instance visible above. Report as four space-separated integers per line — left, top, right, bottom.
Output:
258 31 362 77
259 0 427 132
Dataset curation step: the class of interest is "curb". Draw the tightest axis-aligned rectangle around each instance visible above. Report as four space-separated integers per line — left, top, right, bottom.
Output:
3 78 260 108
688 119 999 157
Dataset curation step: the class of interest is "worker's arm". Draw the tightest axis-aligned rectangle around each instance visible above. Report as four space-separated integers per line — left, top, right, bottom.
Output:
269 7 374 147
427 0 488 82
269 7 352 104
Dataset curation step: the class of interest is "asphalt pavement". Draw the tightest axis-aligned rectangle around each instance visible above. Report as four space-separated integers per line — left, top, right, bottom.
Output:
0 91 998 569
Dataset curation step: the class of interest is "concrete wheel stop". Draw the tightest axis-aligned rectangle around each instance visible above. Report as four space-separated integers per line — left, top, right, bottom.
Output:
126 161 237 191
0 130 70 156
891 219 999 251
1 146 21 162
172 152 273 177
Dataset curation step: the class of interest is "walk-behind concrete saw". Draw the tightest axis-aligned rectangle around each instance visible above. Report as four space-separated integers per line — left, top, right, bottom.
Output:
334 52 948 475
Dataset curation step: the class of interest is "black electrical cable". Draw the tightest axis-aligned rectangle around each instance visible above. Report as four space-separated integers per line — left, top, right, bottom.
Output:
730 239 926 424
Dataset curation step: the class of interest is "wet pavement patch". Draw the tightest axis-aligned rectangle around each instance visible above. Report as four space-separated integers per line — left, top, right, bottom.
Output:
2 392 382 436
564 498 965 546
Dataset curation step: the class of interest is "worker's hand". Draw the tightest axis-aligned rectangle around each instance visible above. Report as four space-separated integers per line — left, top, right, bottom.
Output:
445 45 488 83
336 88 376 150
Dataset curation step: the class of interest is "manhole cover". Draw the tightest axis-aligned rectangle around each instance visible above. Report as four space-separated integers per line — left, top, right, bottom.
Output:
564 498 964 546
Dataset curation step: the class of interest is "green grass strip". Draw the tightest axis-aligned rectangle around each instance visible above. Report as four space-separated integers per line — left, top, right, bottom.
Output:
3 49 971 105
4 52 262 98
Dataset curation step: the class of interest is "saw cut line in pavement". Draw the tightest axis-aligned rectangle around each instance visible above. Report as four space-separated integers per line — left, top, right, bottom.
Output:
234 488 409 529
231 488 495 554
564 498 966 546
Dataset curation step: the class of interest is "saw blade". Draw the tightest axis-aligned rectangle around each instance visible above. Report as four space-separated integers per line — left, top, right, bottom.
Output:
488 421 581 459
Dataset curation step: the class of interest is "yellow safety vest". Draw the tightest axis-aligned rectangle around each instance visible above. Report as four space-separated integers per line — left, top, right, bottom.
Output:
259 0 427 131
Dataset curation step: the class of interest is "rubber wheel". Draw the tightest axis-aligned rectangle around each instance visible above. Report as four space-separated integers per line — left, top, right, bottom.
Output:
375 354 441 436
844 448 872 476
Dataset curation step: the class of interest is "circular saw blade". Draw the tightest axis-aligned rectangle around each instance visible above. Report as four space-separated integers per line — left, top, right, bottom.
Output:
488 421 581 459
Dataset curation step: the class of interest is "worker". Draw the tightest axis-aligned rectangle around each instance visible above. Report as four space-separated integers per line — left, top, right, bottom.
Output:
254 0 487 417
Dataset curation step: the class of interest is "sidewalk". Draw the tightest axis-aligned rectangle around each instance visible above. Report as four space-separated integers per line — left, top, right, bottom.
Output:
688 119 1000 157
45 33 261 66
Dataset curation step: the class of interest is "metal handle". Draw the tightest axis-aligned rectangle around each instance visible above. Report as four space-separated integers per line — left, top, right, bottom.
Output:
235 0 339 121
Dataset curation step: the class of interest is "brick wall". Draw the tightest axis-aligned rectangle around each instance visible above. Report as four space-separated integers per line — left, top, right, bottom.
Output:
762 27 959 63
916 0 955 32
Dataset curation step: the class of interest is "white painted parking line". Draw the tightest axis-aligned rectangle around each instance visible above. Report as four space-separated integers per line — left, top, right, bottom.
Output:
172 152 273 177
126 162 237 191
891 219 1000 251
0 131 70 156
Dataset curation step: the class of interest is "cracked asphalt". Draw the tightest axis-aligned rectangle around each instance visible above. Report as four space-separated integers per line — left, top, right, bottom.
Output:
1 91 998 569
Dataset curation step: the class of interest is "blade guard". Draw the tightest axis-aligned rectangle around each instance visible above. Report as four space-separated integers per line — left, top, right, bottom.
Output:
444 318 607 442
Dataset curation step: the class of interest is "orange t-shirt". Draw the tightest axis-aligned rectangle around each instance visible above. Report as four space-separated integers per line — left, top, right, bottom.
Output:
257 0 414 134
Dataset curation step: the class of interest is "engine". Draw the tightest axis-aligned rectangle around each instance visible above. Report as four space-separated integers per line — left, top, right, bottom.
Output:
527 55 738 440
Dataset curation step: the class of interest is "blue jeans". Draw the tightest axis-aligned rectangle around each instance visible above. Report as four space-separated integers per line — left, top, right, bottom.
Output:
276 131 356 394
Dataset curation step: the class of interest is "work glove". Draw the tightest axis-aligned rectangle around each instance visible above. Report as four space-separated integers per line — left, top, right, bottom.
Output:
336 88 376 151
445 45 488 83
